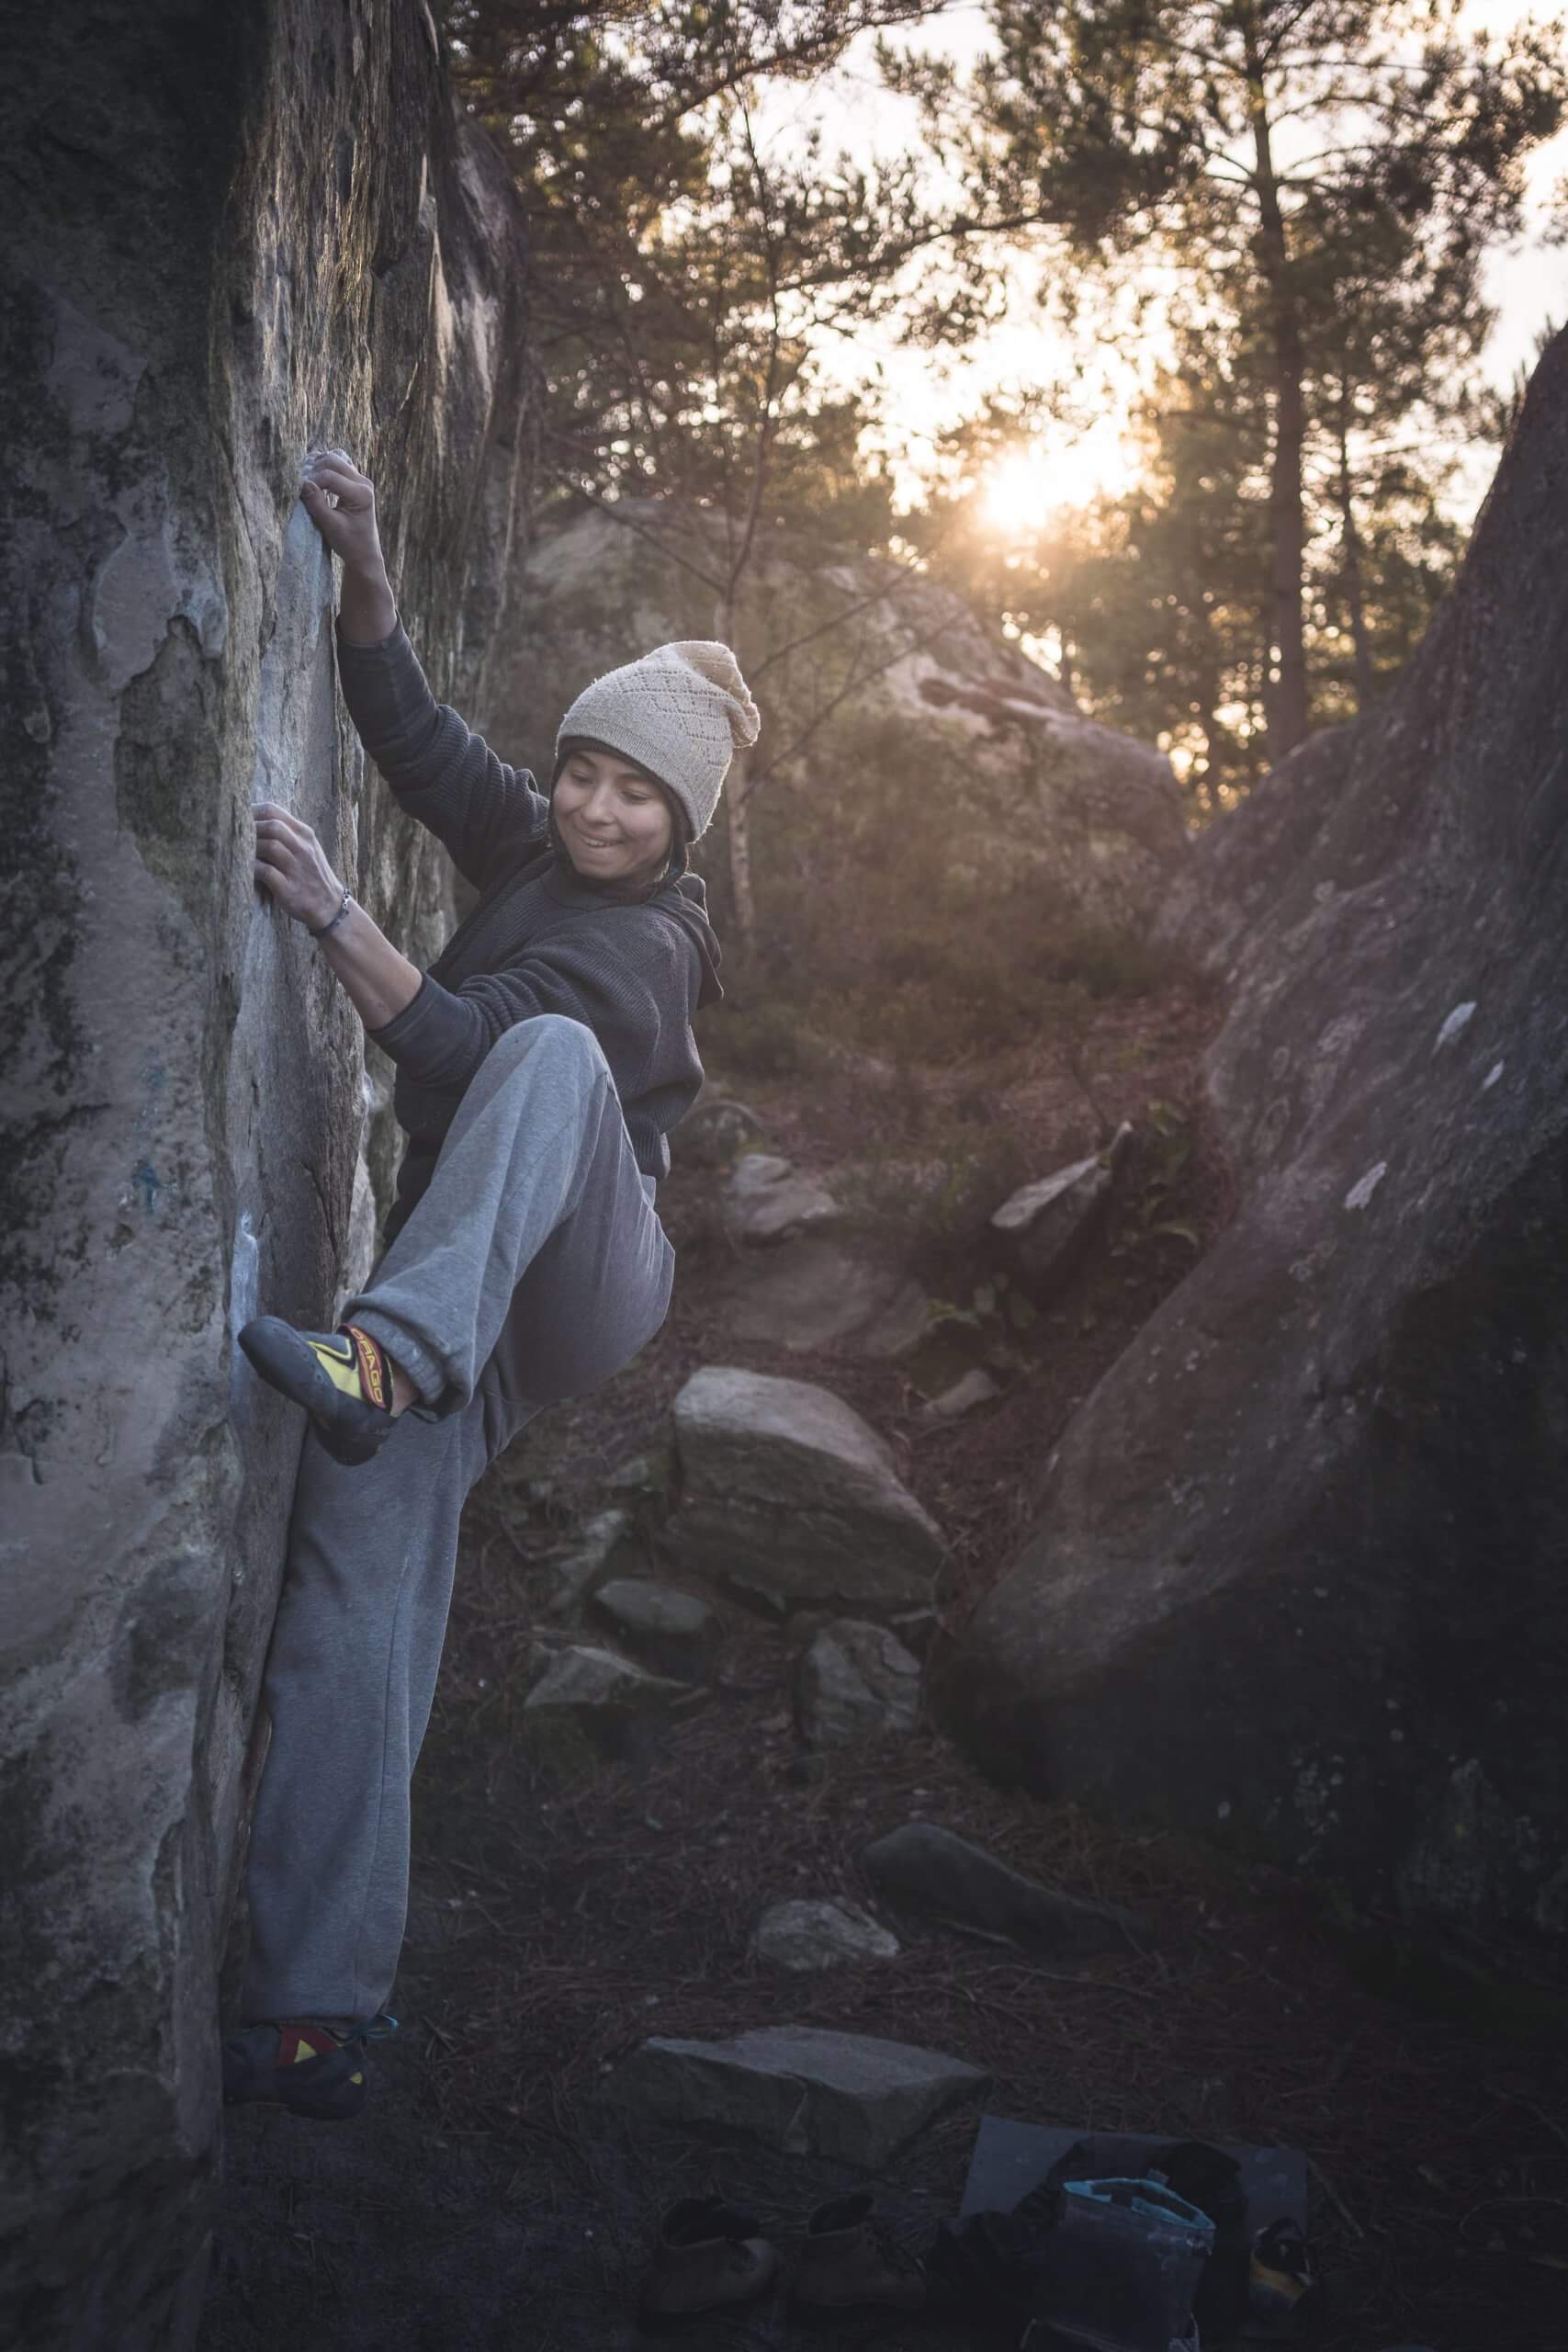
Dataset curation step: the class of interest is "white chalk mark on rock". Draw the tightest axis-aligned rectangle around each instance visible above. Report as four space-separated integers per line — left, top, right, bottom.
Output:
1433 1001 1476 1052
1344 1162 1388 1212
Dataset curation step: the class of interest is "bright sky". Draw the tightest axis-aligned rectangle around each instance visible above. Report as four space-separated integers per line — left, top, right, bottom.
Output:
753 0 1568 530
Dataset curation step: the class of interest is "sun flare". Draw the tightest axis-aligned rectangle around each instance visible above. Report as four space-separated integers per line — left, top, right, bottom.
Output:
978 447 1064 535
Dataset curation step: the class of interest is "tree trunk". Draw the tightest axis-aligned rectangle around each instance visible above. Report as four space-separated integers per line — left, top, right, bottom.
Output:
1337 391 1373 710
723 745 757 954
714 574 758 954
1245 19 1310 760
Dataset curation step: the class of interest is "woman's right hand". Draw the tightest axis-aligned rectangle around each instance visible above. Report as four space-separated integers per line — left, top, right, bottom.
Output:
300 447 386 578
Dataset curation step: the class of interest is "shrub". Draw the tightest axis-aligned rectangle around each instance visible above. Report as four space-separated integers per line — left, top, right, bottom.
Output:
701 998 827 1080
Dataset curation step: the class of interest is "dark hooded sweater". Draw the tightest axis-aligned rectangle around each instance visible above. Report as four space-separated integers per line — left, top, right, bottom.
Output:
335 622 724 1247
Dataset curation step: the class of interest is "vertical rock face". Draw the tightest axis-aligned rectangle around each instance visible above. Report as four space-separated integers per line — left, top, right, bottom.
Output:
0 7 529 2345
944 332 1568 1937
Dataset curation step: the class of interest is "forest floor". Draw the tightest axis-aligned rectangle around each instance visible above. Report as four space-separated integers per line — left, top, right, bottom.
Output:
203 975 1568 2352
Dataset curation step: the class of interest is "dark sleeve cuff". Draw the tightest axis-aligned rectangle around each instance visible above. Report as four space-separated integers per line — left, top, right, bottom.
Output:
334 615 406 656
367 973 481 1087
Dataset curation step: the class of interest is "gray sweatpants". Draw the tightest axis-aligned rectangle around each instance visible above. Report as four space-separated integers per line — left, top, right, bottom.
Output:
239 1015 674 2023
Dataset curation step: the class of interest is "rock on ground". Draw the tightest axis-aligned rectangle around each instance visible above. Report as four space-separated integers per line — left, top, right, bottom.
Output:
713 1235 931 1357
542 1508 639 1622
750 1898 901 1973
612 2026 988 2169
795 1622 924 1748
600 1445 678 1513
0 6 530 2344
989 1124 1133 1303
498 501 1190 934
590 1578 720 1682
919 1368 1002 1423
522 1646 694 1783
947 329 1568 1937
666 1366 948 1612
862 1824 1145 1958
666 1091 765 1169
722 1152 843 1244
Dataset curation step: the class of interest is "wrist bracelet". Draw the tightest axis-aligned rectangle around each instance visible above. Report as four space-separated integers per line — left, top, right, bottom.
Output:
309 887 354 939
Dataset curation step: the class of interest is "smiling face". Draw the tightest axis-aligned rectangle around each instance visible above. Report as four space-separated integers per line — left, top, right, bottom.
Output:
552 744 677 886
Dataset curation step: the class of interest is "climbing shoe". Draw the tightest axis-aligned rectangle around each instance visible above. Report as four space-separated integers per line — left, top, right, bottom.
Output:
789 2193 929 2312
220 2010 398 2121
239 1317 402 1464
638 2197 780 2329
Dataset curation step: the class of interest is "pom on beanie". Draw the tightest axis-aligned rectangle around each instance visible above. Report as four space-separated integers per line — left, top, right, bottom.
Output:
556 640 761 842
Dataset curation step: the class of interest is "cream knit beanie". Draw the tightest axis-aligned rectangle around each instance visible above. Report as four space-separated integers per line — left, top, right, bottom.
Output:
556 641 761 841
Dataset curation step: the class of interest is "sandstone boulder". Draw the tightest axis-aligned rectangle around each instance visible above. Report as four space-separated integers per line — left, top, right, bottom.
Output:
795 1622 924 1748
666 1366 948 1611
497 501 1190 935
945 330 1568 1937
0 8 530 2342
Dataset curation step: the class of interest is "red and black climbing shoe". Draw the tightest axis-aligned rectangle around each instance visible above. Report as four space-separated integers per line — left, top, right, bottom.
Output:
239 1317 402 1465
220 2010 398 2122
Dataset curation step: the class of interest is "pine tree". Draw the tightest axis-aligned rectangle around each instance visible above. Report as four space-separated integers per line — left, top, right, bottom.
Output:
886 0 1566 761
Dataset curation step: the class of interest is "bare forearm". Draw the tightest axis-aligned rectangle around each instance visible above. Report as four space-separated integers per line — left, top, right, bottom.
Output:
337 559 399 648
317 899 423 1030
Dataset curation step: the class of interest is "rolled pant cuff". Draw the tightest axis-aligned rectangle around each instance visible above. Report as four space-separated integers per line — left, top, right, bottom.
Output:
344 1309 446 1408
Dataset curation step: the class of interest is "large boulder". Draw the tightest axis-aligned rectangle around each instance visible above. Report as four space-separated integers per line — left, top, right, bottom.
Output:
944 333 1568 1937
667 1365 947 1611
493 501 1190 934
0 7 530 2345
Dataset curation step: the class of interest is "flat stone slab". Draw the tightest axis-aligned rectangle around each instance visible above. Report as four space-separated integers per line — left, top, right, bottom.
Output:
667 1366 947 1611
796 1620 922 1748
723 1153 843 1244
591 1577 720 1682
613 2025 988 2168
862 1822 1145 1958
750 1898 901 1973
714 1236 930 1357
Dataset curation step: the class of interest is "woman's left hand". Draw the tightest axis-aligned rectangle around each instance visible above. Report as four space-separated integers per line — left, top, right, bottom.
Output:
254 802 345 930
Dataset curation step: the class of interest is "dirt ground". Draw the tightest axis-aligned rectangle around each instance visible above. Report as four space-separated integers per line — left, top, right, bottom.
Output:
203 985 1568 2352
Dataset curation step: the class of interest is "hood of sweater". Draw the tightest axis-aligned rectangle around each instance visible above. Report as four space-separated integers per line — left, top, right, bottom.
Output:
542 822 725 1012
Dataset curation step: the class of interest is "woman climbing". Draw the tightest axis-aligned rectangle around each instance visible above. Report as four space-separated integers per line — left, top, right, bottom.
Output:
223 448 753 2120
